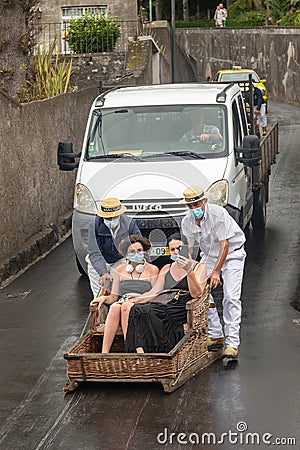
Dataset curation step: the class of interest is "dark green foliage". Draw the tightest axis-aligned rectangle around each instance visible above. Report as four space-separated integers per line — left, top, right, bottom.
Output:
142 0 299 26
268 0 286 21
65 13 121 54
279 9 300 24
227 10 267 26
175 11 266 27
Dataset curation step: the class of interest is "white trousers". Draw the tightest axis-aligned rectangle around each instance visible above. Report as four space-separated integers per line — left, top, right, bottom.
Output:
208 294 224 339
86 256 125 298
257 103 267 128
203 249 246 348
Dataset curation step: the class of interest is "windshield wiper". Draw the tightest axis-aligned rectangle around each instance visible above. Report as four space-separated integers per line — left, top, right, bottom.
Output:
88 152 142 161
142 151 206 159
167 151 206 159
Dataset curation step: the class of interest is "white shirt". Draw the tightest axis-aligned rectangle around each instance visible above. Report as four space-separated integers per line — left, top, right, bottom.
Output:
215 7 227 21
109 222 120 239
181 203 245 260
180 125 222 142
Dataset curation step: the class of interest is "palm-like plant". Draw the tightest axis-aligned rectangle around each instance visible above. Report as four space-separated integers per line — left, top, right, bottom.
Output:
20 38 74 101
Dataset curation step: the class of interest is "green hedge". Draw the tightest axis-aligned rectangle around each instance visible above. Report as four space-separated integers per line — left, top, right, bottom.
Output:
175 11 270 27
226 11 267 26
66 14 121 53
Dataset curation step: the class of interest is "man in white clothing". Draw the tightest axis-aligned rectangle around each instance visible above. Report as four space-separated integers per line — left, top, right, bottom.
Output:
214 3 227 27
180 186 246 359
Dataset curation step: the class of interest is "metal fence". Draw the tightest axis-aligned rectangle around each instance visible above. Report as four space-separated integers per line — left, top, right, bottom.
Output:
36 20 141 55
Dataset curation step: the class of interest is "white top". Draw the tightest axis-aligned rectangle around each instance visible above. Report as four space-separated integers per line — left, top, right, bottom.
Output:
181 203 245 259
215 7 227 21
180 124 222 142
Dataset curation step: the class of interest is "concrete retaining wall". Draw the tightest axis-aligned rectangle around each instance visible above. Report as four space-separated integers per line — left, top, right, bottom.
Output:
145 21 197 83
176 27 300 106
0 87 98 285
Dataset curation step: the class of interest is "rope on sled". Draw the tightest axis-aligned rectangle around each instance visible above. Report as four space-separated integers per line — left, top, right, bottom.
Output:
171 329 200 387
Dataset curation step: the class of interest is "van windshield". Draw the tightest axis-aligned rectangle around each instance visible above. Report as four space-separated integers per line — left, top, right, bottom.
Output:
220 72 260 83
86 105 227 160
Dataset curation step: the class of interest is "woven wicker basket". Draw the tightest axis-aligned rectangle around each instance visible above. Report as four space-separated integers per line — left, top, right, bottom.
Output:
64 285 221 393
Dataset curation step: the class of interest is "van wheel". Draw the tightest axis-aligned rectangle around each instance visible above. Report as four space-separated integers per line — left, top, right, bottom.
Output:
76 255 86 276
251 186 266 229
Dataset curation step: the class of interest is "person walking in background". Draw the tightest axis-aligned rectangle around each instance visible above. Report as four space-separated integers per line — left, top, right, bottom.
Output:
253 86 268 136
86 197 141 297
214 3 227 28
244 85 268 136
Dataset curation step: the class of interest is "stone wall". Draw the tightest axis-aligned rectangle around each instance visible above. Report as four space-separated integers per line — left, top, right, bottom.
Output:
0 87 98 285
176 27 300 106
60 27 197 91
0 2 27 96
68 53 127 90
143 21 197 83
39 0 138 23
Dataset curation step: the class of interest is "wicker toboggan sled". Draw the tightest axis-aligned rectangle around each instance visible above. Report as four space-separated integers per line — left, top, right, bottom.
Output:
64 284 222 393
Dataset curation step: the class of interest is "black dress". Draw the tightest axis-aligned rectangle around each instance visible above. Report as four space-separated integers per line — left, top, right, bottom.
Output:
124 268 192 353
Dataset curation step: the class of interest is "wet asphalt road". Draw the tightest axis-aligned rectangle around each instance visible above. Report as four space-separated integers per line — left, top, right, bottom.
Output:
0 101 299 450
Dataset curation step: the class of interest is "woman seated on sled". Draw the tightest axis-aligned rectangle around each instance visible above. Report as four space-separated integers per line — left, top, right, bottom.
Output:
124 233 208 354
90 234 159 353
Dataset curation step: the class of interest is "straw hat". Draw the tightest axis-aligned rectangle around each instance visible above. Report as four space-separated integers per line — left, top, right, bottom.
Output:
97 198 127 218
179 186 208 204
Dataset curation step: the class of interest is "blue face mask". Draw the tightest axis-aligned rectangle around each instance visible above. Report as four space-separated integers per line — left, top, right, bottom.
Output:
190 207 204 220
104 218 119 229
127 252 144 264
170 254 179 262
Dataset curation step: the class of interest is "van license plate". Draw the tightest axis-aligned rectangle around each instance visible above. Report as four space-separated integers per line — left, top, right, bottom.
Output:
149 246 170 257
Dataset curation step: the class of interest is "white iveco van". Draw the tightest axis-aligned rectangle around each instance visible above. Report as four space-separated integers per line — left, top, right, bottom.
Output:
58 83 259 273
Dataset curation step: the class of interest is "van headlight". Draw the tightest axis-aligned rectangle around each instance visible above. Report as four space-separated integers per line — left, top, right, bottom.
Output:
206 180 228 206
74 184 97 214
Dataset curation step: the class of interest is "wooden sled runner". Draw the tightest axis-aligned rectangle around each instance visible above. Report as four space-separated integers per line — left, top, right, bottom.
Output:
64 285 222 393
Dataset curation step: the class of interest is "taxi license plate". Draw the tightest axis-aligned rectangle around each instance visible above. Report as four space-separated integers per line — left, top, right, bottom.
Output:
149 246 170 257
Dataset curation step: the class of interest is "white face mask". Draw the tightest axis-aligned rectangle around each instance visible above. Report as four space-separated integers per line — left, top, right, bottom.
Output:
104 218 119 229
127 252 144 264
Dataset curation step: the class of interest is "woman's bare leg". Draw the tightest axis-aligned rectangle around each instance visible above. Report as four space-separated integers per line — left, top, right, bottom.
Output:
136 347 144 353
120 302 134 339
102 303 121 353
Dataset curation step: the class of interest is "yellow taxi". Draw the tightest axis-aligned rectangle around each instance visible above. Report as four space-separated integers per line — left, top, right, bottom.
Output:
212 67 268 103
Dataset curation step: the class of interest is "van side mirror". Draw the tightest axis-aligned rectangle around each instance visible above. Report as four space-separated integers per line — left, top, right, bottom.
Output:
57 141 80 171
235 135 261 167
260 79 267 84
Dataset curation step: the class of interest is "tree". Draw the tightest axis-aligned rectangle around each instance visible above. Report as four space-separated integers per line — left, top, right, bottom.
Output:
183 0 189 20
155 0 164 19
